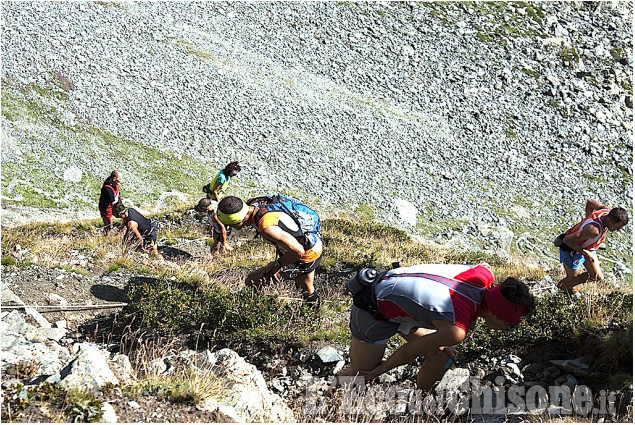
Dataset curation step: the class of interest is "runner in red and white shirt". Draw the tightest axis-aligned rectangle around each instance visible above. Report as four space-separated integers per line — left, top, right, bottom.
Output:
338 264 535 391
557 199 628 294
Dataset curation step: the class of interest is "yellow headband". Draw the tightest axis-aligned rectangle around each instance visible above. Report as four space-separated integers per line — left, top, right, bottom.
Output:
217 202 249 225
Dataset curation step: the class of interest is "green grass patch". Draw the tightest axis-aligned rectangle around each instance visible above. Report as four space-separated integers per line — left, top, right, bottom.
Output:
521 68 540 79
1 79 212 211
123 278 318 344
123 370 228 405
560 46 580 69
1 256 17 267
1 382 103 423
58 264 90 276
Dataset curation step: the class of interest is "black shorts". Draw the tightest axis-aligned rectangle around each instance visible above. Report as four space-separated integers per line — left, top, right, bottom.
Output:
280 255 322 280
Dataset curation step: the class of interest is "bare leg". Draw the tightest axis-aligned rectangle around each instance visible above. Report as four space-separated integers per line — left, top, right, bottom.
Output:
147 242 163 259
558 251 602 293
295 271 315 297
557 263 582 292
102 216 114 235
399 327 450 390
582 253 603 281
338 338 386 377
417 350 451 391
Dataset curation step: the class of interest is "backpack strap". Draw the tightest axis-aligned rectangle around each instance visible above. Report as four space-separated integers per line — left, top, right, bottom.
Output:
380 272 485 304
253 207 269 228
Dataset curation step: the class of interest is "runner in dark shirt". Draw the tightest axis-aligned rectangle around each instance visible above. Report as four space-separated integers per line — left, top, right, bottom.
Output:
98 170 122 234
112 201 162 259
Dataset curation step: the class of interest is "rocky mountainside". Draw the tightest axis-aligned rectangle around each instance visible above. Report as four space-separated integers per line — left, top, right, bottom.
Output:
1 2 632 264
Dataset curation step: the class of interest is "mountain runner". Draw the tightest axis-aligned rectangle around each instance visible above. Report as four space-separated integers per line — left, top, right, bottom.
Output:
337 264 535 390
113 201 163 259
98 170 123 234
555 199 628 294
203 161 241 202
195 198 232 255
217 195 323 308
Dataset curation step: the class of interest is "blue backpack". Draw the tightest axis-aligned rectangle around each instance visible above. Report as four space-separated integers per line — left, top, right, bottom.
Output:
253 194 321 236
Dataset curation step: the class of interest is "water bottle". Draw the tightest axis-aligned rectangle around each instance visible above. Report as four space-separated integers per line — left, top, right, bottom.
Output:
346 268 378 295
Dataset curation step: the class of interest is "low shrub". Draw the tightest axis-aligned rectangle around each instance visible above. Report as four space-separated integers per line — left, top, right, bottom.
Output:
123 277 316 344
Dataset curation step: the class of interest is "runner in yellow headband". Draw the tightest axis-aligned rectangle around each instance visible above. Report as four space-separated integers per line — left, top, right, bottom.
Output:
217 195 323 309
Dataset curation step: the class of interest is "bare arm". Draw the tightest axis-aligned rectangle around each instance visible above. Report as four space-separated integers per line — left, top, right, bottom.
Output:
211 181 223 202
585 199 606 217
212 214 227 245
127 221 144 245
258 225 306 275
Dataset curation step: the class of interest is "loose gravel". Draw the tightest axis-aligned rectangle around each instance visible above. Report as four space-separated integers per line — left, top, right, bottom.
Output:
1 1 632 265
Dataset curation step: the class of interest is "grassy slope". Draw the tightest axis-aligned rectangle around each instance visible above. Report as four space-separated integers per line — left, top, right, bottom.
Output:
1 77 224 212
1 208 632 422
2 209 632 373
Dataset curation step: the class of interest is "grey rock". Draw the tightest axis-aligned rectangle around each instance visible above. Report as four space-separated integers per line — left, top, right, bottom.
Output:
550 358 592 378
198 348 295 422
59 342 119 393
47 293 68 306
436 368 471 392
24 307 51 329
1 331 72 377
108 353 135 384
315 346 343 364
0 310 28 335
37 327 67 342
100 402 118 423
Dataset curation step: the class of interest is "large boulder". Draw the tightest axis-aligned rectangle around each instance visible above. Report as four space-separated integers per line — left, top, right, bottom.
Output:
204 348 295 422
153 348 294 422
58 342 119 392
1 311 73 378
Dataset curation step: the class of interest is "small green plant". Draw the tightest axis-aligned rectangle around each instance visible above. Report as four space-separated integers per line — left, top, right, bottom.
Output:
106 262 122 274
504 127 517 139
5 360 40 379
1 383 103 423
58 264 90 276
63 388 103 422
609 47 624 62
521 68 540 79
1 256 17 266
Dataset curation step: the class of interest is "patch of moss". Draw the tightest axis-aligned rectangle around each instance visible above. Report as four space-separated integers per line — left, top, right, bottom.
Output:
560 46 580 69
58 264 90 276
521 68 540 79
609 47 624 62
1 256 17 267
354 203 376 221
